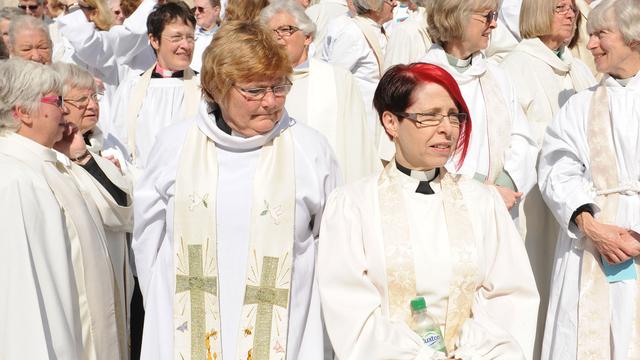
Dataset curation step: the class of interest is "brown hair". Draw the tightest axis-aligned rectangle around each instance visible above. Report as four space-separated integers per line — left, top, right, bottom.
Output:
200 21 292 103
119 0 142 18
223 0 270 21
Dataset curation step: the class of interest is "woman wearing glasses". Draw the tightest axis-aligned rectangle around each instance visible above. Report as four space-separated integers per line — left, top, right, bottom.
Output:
318 62 539 359
133 21 339 359
407 0 538 217
260 0 380 183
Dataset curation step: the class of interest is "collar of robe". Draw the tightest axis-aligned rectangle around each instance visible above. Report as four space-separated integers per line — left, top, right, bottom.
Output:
603 70 640 89
151 63 191 78
395 161 440 194
198 101 294 151
445 52 472 73
0 132 58 167
422 44 487 84
514 37 574 73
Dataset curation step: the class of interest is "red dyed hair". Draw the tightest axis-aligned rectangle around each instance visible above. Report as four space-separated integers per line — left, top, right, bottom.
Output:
373 62 472 169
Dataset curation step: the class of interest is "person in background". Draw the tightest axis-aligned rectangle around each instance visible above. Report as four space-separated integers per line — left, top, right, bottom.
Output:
110 0 126 24
0 7 24 45
7 15 52 64
191 0 220 72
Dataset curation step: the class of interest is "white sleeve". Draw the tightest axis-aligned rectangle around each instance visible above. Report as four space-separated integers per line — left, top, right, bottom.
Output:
319 20 370 74
383 21 430 70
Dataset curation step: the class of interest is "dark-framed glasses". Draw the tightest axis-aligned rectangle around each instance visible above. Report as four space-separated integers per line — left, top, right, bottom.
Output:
194 5 210 12
475 10 498 24
272 25 300 38
393 111 467 127
64 93 99 108
40 95 65 109
234 80 293 100
554 3 577 15
17 4 39 11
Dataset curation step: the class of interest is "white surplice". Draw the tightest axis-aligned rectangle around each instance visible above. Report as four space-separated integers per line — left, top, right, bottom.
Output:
0 133 84 360
318 167 539 359
485 0 522 63
191 25 218 73
501 37 596 359
108 72 200 171
306 0 349 50
383 7 431 70
319 14 385 137
133 102 340 359
539 72 640 360
286 58 381 183
418 45 538 196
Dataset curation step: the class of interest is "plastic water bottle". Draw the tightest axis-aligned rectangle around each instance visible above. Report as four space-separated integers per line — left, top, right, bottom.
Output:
410 297 446 353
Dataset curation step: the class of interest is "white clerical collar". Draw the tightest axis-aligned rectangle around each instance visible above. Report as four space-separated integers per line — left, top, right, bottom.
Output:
196 24 218 36
195 100 295 151
396 162 439 181
422 44 487 80
446 52 472 73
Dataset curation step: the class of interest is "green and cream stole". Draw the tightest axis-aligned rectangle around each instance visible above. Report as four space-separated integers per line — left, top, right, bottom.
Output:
577 79 640 359
378 162 479 354
173 122 296 360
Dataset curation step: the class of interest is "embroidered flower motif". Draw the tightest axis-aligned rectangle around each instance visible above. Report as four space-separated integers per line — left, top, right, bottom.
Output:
188 193 210 211
273 340 285 353
259 200 283 225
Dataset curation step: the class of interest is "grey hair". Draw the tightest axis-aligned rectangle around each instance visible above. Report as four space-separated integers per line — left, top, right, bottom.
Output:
8 15 51 48
588 0 640 48
0 58 63 134
50 62 97 95
259 0 316 37
0 7 25 21
351 0 384 15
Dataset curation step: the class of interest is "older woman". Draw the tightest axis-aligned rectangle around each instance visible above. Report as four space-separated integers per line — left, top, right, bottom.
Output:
133 21 339 359
318 62 539 359
539 1 640 358
500 0 596 352
260 0 379 183
7 15 52 64
0 59 121 359
319 0 396 137
416 0 538 214
51 62 134 358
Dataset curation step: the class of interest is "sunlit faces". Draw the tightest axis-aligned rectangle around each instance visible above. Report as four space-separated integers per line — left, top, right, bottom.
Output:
149 19 195 71
111 0 125 24
193 0 220 31
383 82 461 170
461 7 498 54
588 27 640 78
10 28 52 64
267 11 311 67
18 0 45 18
64 87 100 133
0 18 10 45
548 0 577 47
218 78 288 137
379 0 397 24
17 92 68 148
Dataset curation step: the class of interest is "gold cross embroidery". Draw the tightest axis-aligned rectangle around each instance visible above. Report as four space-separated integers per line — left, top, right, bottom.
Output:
176 245 218 360
243 256 289 359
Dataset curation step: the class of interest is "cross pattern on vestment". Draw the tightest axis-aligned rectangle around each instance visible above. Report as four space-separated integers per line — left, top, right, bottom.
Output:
243 256 289 359
176 244 218 360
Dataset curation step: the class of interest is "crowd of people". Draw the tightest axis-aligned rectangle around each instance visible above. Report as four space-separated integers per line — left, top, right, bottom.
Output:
0 0 638 359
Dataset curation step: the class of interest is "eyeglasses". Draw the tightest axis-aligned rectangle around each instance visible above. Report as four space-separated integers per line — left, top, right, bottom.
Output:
40 95 65 109
194 6 209 12
384 0 396 5
474 10 498 24
393 111 467 127
17 4 39 11
554 4 577 15
64 93 99 109
162 33 196 43
272 25 300 38
234 81 293 100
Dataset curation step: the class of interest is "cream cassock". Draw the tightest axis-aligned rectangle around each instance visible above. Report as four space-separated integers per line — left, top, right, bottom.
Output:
133 102 340 359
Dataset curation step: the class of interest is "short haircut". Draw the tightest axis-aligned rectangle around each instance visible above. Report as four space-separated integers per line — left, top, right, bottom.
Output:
7 15 51 48
259 0 316 37
588 0 640 48
426 0 500 45
373 62 472 168
208 0 221 8
519 0 558 39
0 7 25 21
147 1 195 41
50 62 97 95
0 58 63 134
200 21 292 103
351 0 384 15
223 0 269 21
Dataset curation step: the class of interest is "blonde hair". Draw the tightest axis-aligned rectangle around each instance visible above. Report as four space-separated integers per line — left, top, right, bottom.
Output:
426 0 499 45
86 0 115 30
588 0 640 48
224 0 270 21
200 21 292 103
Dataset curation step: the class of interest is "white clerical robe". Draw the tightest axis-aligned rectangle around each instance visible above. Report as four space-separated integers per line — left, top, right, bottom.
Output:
306 0 349 50
418 45 538 196
501 37 596 359
108 72 200 171
539 72 640 360
485 0 522 63
383 7 431 70
0 133 84 359
318 167 540 359
133 102 340 359
191 25 218 73
287 58 381 183
319 14 385 137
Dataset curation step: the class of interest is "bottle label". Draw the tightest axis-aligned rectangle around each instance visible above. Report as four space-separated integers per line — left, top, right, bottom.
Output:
422 330 446 352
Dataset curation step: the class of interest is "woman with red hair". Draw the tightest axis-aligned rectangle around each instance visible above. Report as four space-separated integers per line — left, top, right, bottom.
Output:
318 62 539 360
